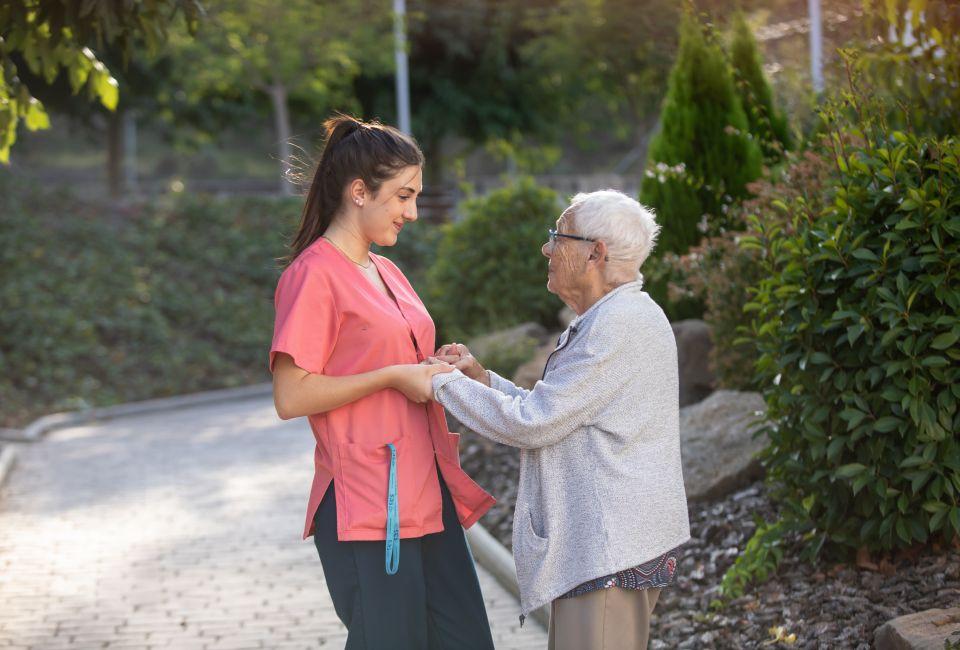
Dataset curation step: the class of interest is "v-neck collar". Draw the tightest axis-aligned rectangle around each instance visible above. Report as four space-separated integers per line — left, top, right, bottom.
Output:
316 237 429 360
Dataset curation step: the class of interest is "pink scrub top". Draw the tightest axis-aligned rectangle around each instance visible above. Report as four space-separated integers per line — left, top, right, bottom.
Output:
270 237 495 541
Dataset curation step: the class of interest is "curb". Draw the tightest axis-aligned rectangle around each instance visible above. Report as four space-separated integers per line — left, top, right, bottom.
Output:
466 523 551 629
0 444 18 491
1 383 274 443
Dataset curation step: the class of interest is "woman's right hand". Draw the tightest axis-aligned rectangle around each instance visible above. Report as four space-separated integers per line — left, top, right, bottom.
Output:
390 363 455 403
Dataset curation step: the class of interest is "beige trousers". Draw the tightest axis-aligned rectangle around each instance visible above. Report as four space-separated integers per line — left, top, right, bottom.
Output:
547 587 662 650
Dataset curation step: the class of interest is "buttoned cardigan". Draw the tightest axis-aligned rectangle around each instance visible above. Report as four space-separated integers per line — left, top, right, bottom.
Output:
433 281 690 616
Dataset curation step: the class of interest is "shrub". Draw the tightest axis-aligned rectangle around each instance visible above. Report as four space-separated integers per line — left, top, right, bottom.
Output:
426 177 563 339
675 152 833 389
715 17 960 599
373 219 442 295
639 251 704 322
639 9 762 254
729 12 792 163
744 121 960 555
676 233 763 390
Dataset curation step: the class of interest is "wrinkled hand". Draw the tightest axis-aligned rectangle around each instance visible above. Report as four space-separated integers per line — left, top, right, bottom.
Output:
429 342 490 387
392 363 455 403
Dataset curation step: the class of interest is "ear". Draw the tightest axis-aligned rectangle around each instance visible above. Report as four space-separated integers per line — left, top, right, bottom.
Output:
588 240 608 265
347 178 366 207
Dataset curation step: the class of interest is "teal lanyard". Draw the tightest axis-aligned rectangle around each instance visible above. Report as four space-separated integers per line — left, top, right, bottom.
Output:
384 442 400 575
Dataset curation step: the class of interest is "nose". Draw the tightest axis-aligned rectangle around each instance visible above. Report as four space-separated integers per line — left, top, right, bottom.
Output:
405 199 418 222
541 241 552 258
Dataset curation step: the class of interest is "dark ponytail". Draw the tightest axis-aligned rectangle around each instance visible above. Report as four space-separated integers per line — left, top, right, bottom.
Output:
285 115 424 265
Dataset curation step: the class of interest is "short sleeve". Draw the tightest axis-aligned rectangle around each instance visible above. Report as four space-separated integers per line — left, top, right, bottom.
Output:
269 261 340 374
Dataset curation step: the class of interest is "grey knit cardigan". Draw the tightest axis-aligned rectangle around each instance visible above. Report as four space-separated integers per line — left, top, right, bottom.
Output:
432 280 691 617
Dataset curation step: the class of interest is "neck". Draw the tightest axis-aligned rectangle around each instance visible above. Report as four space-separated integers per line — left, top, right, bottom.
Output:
324 222 371 265
567 276 631 315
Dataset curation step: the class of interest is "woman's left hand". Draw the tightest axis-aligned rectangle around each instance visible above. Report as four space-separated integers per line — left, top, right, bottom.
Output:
426 342 490 387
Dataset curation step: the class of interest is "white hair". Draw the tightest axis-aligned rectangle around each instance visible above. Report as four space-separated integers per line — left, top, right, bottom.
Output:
562 189 660 281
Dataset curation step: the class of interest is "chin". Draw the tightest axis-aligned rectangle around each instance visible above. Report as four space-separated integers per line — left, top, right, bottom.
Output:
375 231 400 247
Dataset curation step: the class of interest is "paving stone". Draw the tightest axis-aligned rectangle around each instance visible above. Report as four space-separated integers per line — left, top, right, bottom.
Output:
0 397 547 648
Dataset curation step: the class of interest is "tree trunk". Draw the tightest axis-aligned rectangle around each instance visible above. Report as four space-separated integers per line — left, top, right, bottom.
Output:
107 106 125 198
267 82 294 196
123 110 139 194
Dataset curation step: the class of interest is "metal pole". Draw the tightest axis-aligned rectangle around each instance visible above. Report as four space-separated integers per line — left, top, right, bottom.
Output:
393 0 411 134
809 0 824 94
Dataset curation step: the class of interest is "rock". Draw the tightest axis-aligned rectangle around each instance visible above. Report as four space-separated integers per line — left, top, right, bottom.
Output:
671 319 716 406
511 336 562 389
466 322 550 379
443 408 466 434
679 390 767 501
874 607 960 650
466 322 549 359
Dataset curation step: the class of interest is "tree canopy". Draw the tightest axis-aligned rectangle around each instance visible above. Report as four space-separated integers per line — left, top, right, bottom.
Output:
0 0 201 162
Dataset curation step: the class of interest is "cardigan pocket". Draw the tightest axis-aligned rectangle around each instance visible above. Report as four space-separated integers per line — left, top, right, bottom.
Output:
338 435 409 532
525 504 549 541
514 504 550 596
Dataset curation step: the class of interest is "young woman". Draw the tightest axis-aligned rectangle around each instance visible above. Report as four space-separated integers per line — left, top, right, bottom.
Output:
270 115 496 649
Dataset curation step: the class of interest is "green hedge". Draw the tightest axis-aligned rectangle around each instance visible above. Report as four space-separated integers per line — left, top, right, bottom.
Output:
0 181 297 426
0 180 441 428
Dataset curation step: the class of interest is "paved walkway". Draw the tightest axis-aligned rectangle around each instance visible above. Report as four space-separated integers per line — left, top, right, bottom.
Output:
0 397 546 649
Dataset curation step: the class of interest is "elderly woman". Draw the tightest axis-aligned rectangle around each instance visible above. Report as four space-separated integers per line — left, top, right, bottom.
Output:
427 190 690 650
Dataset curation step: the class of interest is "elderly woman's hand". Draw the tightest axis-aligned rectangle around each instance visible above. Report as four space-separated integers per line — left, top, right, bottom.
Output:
428 343 491 387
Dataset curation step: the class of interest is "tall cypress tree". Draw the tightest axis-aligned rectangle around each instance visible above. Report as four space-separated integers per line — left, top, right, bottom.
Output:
730 12 792 162
639 10 762 254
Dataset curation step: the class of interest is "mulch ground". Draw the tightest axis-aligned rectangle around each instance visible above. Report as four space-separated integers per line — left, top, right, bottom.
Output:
459 430 960 649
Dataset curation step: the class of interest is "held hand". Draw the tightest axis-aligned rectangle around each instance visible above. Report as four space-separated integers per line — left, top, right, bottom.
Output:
392 363 454 403
430 342 490 387
434 342 461 358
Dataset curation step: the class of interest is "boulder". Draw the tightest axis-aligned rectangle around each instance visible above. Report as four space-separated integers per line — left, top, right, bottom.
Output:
462 322 551 379
680 390 767 501
511 336 562 390
465 322 550 360
875 608 960 650
671 319 716 406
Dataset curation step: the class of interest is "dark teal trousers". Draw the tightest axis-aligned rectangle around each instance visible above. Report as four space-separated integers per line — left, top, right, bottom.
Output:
313 473 496 650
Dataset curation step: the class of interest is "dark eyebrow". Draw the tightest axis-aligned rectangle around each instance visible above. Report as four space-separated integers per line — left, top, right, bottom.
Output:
399 186 421 195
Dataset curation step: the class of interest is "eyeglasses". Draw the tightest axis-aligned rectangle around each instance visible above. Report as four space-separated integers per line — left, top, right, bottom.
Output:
547 228 597 245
